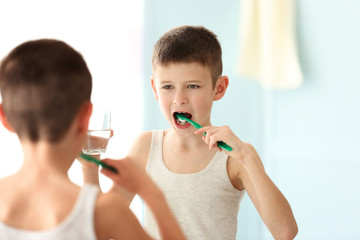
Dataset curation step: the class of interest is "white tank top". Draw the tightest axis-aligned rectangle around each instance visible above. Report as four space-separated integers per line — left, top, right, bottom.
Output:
144 130 245 240
0 184 99 240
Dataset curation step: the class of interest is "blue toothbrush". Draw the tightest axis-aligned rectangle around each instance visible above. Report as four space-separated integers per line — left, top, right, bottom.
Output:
175 113 233 152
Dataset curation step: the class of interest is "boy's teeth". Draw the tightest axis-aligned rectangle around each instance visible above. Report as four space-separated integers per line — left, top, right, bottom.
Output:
177 118 188 125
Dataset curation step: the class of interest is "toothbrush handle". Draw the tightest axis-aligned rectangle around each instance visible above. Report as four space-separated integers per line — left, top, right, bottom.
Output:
101 164 119 174
80 153 118 173
217 141 233 152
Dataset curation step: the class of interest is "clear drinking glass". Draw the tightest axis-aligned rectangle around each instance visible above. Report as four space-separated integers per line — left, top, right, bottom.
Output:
82 111 111 155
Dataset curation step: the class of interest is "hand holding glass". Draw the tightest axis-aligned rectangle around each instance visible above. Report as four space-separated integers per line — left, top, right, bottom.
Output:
82 111 111 155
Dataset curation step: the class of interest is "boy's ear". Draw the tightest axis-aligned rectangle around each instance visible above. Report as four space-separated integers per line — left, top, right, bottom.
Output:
76 102 93 134
0 104 15 132
151 76 159 101
213 76 229 101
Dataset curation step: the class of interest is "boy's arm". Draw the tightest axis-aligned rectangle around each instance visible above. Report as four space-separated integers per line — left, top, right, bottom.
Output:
80 130 114 186
80 155 100 185
110 131 152 205
95 193 153 240
81 163 136 206
195 126 298 240
80 131 151 206
100 157 185 240
236 144 298 240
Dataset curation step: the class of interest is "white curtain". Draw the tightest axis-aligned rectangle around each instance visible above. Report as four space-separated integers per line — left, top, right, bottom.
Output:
236 0 303 89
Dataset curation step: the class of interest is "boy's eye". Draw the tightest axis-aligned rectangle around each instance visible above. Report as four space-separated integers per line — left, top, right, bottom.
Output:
188 85 200 89
162 85 173 89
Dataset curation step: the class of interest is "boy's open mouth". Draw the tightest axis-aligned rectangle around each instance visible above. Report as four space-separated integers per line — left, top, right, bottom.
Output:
173 112 192 127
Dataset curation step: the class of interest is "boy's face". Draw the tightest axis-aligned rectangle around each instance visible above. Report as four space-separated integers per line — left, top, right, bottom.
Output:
151 62 227 134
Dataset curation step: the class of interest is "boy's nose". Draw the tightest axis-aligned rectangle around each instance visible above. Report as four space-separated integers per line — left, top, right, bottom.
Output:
173 91 188 105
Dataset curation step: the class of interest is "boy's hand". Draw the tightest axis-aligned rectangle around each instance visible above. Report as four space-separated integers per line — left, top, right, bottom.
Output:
100 157 154 197
194 125 250 163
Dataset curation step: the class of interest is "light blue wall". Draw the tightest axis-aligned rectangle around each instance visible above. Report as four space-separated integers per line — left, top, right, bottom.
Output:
142 0 360 239
268 1 360 239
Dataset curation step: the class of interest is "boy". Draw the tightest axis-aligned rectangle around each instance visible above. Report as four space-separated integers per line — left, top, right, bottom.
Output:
0 39 185 239
107 25 297 240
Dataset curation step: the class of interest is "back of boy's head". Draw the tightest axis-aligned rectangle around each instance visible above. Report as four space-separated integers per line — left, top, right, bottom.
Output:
152 25 222 87
0 39 92 143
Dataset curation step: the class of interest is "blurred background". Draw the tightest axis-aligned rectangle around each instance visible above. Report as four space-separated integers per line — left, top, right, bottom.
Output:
0 0 359 239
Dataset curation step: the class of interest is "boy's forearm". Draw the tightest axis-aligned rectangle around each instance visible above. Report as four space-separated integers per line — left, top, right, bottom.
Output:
244 158 298 239
139 183 185 240
79 154 101 186
82 165 100 186
109 185 135 207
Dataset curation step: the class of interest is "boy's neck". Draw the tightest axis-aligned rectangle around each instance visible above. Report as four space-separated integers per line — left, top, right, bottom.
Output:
19 139 77 176
166 129 208 151
163 129 218 174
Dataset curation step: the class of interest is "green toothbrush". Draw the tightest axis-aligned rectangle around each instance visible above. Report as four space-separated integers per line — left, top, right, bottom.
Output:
175 113 233 152
80 153 118 174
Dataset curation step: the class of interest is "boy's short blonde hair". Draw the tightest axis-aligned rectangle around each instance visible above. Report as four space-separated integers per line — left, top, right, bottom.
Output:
152 25 222 87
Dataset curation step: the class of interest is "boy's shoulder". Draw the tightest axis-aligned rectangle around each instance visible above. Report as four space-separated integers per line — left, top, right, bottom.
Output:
136 130 153 144
128 130 153 168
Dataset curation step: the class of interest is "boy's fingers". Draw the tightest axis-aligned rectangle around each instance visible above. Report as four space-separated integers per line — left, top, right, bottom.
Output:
100 167 110 176
100 167 119 180
100 158 121 175
194 126 211 135
101 158 111 164
205 134 211 144
101 158 119 166
194 129 202 135
209 136 218 148
110 129 114 138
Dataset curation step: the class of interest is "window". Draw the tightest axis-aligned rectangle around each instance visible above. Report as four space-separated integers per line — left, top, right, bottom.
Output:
0 0 144 221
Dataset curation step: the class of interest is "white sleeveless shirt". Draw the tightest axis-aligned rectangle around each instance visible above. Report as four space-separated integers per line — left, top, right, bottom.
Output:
0 184 100 240
144 130 245 240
